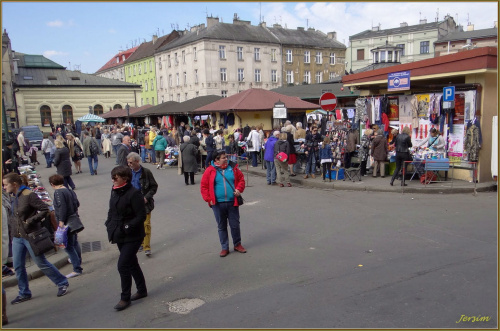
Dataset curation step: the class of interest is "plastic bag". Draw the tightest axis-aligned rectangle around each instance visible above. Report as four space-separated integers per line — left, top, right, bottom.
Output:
54 226 69 248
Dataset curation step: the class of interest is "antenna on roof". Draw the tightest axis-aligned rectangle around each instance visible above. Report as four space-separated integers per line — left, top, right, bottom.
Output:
306 19 309 29
436 8 439 22
259 2 262 23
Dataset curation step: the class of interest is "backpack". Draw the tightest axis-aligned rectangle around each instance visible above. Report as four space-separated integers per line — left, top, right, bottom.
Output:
89 139 99 156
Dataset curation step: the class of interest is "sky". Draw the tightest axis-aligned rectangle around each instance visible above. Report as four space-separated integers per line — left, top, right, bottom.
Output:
2 1 498 74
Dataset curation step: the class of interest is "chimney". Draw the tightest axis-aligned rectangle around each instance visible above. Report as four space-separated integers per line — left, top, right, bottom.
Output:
152 34 158 44
259 21 266 28
273 23 282 28
327 32 337 40
400 22 408 27
308 27 315 31
372 26 379 31
207 16 219 28
297 27 304 31
467 23 474 31
420 19 427 24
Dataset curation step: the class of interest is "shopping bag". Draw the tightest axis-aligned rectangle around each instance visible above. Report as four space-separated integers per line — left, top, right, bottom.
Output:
54 226 69 248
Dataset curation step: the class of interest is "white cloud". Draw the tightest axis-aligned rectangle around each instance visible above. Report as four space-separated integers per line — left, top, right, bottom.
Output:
47 20 64 27
43 50 69 58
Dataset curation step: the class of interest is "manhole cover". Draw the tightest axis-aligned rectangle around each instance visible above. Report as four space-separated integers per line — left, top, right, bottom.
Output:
167 298 205 314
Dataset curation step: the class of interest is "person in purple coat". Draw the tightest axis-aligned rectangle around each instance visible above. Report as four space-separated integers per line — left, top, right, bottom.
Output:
263 131 279 185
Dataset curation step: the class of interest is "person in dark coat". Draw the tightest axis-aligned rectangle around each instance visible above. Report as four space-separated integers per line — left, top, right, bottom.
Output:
53 139 75 190
180 136 199 185
371 129 388 178
105 166 147 311
2 140 19 174
390 126 412 186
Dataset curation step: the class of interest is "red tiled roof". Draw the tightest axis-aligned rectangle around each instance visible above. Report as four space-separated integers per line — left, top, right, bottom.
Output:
101 105 153 118
95 46 139 73
194 88 319 112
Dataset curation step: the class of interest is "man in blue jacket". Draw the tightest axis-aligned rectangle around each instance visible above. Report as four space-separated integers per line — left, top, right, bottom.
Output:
263 131 279 185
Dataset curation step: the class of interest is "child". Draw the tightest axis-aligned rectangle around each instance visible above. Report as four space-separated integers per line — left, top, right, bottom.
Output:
319 137 333 182
228 134 238 162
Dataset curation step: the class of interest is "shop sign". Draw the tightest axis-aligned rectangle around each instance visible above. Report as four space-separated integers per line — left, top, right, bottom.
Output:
388 71 410 91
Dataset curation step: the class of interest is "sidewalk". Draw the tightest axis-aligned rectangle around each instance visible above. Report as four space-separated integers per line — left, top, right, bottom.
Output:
240 162 497 194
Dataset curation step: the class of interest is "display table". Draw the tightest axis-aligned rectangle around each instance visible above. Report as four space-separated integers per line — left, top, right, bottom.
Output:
409 157 449 182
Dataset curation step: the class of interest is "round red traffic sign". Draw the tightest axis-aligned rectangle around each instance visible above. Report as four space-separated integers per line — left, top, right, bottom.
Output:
319 92 337 111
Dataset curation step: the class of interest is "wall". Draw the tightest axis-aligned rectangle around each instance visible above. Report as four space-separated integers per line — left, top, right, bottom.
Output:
15 87 140 133
125 56 157 105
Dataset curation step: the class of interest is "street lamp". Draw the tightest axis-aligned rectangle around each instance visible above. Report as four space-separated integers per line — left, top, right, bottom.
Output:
126 103 130 124
89 105 93 114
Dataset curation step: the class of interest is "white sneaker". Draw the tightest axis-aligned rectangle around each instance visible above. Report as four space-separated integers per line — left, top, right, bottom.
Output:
66 271 82 279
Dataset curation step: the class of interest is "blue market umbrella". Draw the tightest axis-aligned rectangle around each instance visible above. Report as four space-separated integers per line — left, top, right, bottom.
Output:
77 113 106 123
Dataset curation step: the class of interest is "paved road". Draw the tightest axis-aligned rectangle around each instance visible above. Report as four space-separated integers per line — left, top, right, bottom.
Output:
4 154 497 328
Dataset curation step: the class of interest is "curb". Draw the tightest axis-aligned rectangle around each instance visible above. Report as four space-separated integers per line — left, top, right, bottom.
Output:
245 169 497 194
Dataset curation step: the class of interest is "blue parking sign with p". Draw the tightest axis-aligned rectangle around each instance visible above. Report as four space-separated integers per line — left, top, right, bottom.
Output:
443 86 455 101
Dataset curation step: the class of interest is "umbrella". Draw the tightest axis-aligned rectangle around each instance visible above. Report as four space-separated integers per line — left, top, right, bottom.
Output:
77 113 106 123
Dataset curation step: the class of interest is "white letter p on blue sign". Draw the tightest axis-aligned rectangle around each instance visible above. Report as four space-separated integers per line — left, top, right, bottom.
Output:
443 86 455 102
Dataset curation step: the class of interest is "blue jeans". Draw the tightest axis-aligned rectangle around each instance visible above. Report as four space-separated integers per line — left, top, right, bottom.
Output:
147 148 156 163
95 139 102 154
140 146 146 162
112 145 119 159
305 152 317 175
206 151 214 168
65 232 82 273
43 152 53 167
87 155 98 175
212 201 241 250
63 176 75 190
251 151 258 167
265 160 276 183
12 237 68 297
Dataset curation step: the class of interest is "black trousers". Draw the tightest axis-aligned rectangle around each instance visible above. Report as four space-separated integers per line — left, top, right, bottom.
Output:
117 240 147 301
391 152 409 183
184 172 195 184
322 162 332 180
360 160 368 176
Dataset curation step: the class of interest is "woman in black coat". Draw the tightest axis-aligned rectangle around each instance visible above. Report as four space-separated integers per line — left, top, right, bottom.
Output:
53 140 75 190
180 136 199 185
105 166 147 311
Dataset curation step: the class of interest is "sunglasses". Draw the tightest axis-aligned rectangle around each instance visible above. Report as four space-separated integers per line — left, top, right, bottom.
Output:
111 176 119 180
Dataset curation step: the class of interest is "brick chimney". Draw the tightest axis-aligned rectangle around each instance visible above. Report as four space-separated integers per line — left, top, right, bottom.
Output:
207 16 219 28
152 35 158 44
327 31 337 40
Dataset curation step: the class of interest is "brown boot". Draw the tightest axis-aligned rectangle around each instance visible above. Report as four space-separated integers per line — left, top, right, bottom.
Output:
311 174 316 179
303 175 309 179
2 289 8 326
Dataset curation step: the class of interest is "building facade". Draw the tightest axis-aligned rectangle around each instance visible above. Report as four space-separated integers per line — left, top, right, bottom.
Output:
434 24 498 56
124 31 180 107
346 15 459 72
2 30 17 129
95 46 138 81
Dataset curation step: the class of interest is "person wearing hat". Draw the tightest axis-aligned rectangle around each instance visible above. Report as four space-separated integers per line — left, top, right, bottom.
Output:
2 140 19 174
151 131 167 169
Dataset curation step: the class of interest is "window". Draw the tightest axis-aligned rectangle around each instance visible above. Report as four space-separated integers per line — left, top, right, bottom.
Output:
238 68 244 82
150 79 154 90
133 65 136 75
93 104 103 115
286 70 294 84
396 44 405 56
113 104 122 109
193 47 197 60
169 74 172 87
170 94 173 101
149 60 152 72
128 67 131 76
220 68 227 81
143 63 146 73
304 51 310 63
146 98 149 105
254 69 261 82
254 48 260 61
388 51 393 62
374 52 379 63
183 72 187 85
196 91 199 97
194 69 198 84
116 57 119 64
286 49 293 63
221 90 228 98
152 97 154 105
357 49 365 60
303 71 311 84
315 71 322 83
182 50 185 63
62 105 73 124
380 51 386 62
174 53 178 65
160 77 163 88
185 93 188 101
176 73 180 86
176 94 180 102
141 98 144 106
329 52 336 65
219 45 226 59
159 57 162 69
138 64 141 74
145 80 148 91
329 72 335 80
271 48 277 62
168 55 171 67
161 95 164 103
420 41 430 54
271 69 277 83
237 46 243 60
122 55 125 61
316 52 322 64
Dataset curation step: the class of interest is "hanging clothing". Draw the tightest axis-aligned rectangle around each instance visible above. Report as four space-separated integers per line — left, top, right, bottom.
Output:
381 113 390 133
374 97 381 122
465 124 481 161
466 118 482 146
354 98 367 123
410 95 419 131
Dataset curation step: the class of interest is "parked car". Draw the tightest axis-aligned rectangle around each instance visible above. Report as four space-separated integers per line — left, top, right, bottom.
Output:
14 125 44 150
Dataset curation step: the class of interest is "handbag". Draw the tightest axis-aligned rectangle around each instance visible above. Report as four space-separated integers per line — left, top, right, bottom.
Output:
54 226 69 248
246 139 253 148
67 213 85 233
26 227 54 256
276 152 288 162
216 169 244 205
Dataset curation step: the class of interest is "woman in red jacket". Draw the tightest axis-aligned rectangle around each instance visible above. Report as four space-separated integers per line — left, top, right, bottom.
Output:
200 150 246 257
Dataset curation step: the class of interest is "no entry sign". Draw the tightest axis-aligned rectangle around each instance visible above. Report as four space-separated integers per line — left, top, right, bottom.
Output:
319 92 337 111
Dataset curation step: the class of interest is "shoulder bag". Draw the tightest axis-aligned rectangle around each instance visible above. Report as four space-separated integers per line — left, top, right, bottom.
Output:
216 169 244 205
27 227 54 256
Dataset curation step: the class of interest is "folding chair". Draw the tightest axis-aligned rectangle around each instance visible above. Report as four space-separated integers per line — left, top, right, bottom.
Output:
343 156 362 182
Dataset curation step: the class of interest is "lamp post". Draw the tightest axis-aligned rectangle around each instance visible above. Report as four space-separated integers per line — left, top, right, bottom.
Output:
89 105 93 114
126 103 130 124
